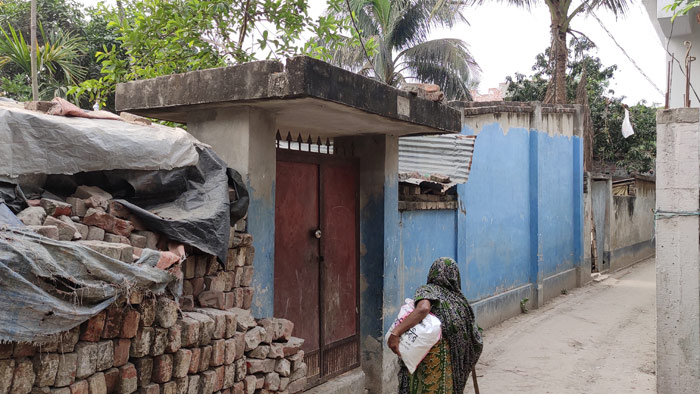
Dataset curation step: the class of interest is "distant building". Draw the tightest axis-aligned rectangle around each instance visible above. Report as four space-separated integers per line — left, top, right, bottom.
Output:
470 82 508 102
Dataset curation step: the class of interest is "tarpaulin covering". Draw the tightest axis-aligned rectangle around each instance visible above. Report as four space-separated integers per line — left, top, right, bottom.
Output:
0 102 202 177
0 102 249 263
0 228 175 343
0 102 249 342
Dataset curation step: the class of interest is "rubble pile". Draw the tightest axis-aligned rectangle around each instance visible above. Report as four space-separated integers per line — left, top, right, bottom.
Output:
3 185 307 394
16 185 181 268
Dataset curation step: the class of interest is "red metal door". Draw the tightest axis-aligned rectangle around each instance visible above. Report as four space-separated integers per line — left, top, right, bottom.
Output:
320 160 359 378
274 160 320 355
274 150 359 387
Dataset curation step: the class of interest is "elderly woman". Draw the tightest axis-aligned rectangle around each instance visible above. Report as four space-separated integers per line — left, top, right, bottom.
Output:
387 257 482 394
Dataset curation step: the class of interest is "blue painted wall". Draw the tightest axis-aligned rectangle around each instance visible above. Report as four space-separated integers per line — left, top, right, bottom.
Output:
461 124 533 300
398 209 458 301
394 117 583 318
249 182 276 318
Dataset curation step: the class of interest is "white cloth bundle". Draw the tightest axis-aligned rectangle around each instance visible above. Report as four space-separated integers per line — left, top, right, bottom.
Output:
386 298 442 373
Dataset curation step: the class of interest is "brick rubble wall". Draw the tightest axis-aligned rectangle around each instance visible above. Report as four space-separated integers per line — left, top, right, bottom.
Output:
2 230 306 394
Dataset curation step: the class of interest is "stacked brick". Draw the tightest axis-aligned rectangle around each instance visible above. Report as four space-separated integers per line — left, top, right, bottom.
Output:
15 185 173 266
5 186 308 394
179 242 255 312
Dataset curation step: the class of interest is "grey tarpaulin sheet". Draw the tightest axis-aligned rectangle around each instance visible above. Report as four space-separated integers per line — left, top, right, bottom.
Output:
0 103 249 263
0 228 175 343
40 147 248 263
0 102 202 177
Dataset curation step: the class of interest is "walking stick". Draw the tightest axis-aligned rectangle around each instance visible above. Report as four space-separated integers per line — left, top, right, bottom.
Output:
472 365 480 394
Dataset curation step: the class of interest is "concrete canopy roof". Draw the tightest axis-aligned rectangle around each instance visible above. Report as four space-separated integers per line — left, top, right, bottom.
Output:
115 56 461 137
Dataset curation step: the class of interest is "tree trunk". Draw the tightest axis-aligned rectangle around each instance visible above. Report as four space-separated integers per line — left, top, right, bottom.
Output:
576 68 594 172
30 0 38 101
544 11 568 104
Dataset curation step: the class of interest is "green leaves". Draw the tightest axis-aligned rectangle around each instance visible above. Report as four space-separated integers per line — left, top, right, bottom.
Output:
67 0 359 107
317 0 479 100
662 0 700 21
505 38 658 174
0 24 86 100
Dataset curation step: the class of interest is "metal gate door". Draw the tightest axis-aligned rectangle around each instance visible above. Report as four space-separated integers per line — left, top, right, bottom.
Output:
274 149 360 387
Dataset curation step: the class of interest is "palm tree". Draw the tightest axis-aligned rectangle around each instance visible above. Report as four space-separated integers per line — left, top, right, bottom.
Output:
463 0 630 104
0 24 86 99
325 0 480 100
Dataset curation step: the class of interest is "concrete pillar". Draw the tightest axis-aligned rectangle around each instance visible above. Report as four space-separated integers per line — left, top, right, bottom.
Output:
338 134 399 394
187 106 277 317
572 106 586 286
656 108 700 394
528 103 544 308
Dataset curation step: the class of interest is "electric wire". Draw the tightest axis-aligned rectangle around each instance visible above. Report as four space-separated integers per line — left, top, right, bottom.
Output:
344 0 379 80
590 11 664 97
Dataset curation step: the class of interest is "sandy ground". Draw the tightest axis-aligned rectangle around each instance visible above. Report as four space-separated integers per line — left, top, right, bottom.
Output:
464 258 656 394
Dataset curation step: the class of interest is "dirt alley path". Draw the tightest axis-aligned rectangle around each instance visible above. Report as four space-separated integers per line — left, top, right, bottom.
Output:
464 258 656 394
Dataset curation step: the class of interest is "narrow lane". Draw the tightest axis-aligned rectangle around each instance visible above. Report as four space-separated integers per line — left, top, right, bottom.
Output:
465 258 656 394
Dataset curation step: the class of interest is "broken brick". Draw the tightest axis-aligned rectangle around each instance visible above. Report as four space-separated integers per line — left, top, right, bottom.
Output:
118 363 138 394
83 208 116 233
121 310 141 339
104 368 120 394
113 339 131 367
134 357 153 387
44 216 75 240
103 307 124 339
88 372 107 394
113 218 135 237
130 327 154 358
54 353 78 387
155 298 179 328
80 311 106 342
69 380 88 394
40 198 71 217
12 358 36 394
152 355 173 383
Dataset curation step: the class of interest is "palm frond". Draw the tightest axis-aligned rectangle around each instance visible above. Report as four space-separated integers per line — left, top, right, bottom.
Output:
41 28 87 84
588 0 632 17
0 24 86 94
0 25 33 74
397 38 480 100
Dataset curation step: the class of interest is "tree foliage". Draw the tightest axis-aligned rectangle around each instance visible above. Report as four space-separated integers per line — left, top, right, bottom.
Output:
322 0 480 100
68 0 363 109
0 0 362 108
0 24 86 100
506 38 657 173
663 0 700 19
0 0 124 101
464 0 631 104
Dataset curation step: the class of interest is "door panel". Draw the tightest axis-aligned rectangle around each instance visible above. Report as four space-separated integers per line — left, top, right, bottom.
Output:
274 151 360 387
321 161 358 345
274 161 319 354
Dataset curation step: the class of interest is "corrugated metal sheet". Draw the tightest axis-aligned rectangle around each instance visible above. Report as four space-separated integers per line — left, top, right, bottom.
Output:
398 134 477 191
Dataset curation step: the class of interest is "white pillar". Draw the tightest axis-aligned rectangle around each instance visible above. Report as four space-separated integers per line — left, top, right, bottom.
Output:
656 108 700 394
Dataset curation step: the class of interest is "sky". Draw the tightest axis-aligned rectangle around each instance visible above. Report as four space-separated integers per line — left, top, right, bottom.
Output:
78 0 666 105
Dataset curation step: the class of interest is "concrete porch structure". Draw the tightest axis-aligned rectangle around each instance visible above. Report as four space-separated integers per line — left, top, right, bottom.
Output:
115 56 461 394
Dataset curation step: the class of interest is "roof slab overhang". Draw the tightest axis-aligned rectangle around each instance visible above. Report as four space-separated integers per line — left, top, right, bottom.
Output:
115 56 461 137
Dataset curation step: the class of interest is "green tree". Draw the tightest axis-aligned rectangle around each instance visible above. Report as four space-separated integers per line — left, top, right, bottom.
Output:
0 0 120 101
506 38 657 173
69 0 362 109
0 24 86 100
322 0 480 100
0 0 86 41
467 0 631 104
